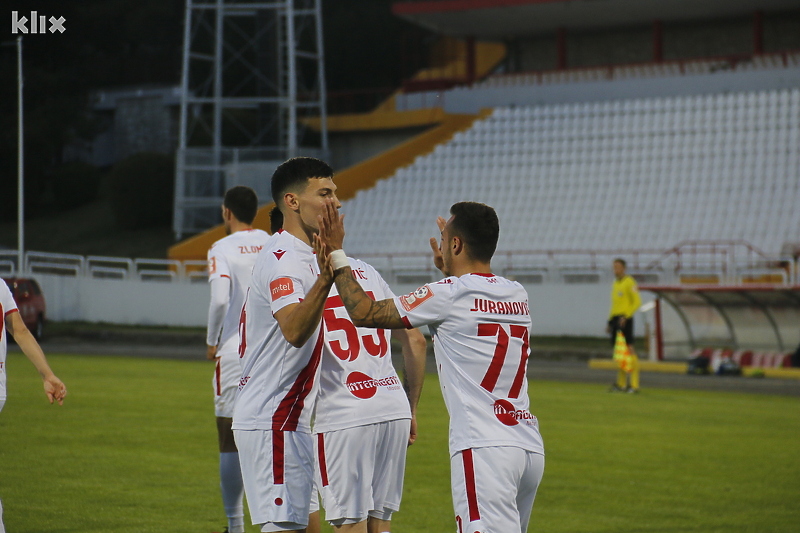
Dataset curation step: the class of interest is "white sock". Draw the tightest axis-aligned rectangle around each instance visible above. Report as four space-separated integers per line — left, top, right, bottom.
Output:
0 498 5 533
220 452 245 533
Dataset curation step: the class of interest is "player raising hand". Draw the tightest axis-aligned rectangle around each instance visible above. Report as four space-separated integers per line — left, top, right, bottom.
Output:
315 199 545 533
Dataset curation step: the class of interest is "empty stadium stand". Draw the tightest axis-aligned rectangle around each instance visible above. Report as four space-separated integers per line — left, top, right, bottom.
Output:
477 51 800 88
342 88 800 281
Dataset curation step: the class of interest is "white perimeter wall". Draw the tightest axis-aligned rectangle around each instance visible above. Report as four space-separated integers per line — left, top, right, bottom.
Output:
36 274 653 337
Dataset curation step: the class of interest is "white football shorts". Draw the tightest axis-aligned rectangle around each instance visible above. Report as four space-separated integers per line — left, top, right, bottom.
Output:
314 419 411 525
451 446 545 533
212 353 240 418
309 489 320 514
234 429 314 531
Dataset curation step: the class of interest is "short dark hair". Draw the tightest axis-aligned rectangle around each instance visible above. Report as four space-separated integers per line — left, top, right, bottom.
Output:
271 157 334 207
269 206 283 234
223 186 258 224
449 202 499 263
614 258 627 268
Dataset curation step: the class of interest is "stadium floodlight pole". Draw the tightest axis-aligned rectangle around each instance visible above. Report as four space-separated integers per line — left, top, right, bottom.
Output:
3 36 25 274
16 36 24 275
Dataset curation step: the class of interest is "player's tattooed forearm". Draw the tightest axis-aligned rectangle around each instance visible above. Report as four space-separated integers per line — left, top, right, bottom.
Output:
336 272 404 329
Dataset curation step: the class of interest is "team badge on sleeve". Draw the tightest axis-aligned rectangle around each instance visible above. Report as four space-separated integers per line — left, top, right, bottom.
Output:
208 257 217 274
400 285 434 311
269 277 294 301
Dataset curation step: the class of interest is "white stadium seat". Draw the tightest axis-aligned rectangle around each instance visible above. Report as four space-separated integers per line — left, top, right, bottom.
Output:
340 89 800 263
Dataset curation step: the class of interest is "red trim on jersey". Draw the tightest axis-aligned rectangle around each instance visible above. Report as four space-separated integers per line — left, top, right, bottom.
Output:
317 433 329 486
273 430 285 484
219 274 230 279
401 316 413 329
271 328 324 432
469 272 495 277
215 360 222 396
462 449 481 521
4 308 18 317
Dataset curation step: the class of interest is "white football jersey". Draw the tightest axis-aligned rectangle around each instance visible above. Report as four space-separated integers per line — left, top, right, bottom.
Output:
393 273 544 457
207 228 271 355
232 230 323 434
313 258 411 434
0 281 20 402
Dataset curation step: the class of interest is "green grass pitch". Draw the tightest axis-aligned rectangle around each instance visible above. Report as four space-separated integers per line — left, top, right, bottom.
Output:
1 352 798 532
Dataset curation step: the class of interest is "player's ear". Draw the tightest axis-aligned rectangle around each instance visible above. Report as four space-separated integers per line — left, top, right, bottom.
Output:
283 192 299 212
452 236 464 256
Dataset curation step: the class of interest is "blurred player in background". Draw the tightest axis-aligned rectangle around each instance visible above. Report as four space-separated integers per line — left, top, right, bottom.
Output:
315 201 545 533
270 206 284 234
207 186 271 533
606 258 641 393
233 157 338 533
1 280 67 533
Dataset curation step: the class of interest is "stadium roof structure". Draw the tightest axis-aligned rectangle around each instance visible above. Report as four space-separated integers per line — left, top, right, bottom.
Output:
639 284 800 359
392 0 800 39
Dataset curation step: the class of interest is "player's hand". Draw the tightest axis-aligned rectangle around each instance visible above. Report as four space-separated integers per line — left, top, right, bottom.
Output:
408 414 418 446
429 216 447 273
43 375 66 405
605 324 611 334
429 237 444 274
312 234 335 283
619 317 627 327
317 198 345 251
206 344 218 360
429 218 446 274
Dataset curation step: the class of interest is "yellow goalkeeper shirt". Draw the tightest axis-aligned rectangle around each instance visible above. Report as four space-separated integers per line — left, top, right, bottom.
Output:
609 275 641 319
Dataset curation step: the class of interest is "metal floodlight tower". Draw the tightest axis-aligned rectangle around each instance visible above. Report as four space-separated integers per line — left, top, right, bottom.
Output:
174 0 328 239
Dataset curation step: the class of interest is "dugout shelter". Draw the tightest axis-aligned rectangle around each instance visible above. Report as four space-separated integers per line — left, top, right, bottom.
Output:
641 284 800 364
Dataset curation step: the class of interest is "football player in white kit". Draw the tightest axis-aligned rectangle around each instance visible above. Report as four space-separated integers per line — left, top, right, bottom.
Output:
233 157 339 533
314 257 427 532
207 186 271 533
315 201 545 533
1 280 67 533
269 208 427 533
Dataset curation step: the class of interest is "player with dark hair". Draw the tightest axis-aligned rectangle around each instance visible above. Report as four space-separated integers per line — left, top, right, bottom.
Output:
315 200 545 533
607 258 641 392
224 185 260 226
206 185 271 533
270 206 284 235
233 157 338 533
235 158 426 533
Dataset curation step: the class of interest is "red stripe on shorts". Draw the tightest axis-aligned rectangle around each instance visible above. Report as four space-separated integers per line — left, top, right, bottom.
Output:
273 430 285 484
462 449 480 521
215 360 222 396
317 433 329 487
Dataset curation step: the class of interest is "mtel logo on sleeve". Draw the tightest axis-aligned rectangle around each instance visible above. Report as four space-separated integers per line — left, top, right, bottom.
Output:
400 285 434 311
11 11 66 34
269 277 294 301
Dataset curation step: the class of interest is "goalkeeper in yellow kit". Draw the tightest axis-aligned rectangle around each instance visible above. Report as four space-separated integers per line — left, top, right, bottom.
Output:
607 258 641 392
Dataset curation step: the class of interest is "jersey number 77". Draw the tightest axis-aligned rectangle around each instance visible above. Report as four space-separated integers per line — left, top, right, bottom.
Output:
478 322 529 399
